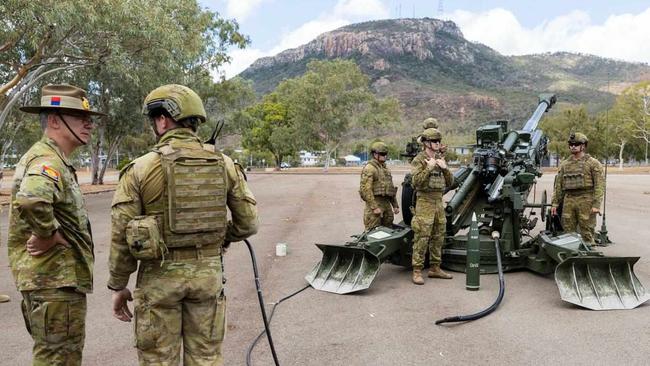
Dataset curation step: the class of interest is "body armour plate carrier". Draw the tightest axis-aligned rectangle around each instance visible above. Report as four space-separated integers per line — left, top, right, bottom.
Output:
562 158 594 191
149 141 227 248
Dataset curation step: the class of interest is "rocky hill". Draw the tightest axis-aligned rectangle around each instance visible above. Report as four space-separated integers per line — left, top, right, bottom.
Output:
240 18 650 140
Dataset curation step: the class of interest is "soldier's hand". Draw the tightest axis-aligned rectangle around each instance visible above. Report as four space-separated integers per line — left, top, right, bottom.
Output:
551 207 558 216
591 207 601 215
112 288 133 322
26 231 70 256
372 207 382 215
436 159 447 170
393 207 400 215
425 158 437 169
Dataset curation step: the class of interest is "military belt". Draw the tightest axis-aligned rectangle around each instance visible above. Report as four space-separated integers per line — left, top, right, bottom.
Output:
416 191 444 199
565 189 593 196
166 244 222 261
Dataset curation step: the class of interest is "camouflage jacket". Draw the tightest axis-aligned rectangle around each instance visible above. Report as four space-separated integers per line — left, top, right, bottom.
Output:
411 151 453 197
107 128 258 290
359 159 398 210
552 154 604 209
8 136 94 293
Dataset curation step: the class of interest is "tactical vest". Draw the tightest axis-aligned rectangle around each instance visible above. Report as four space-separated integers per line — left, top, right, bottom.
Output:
426 169 446 191
370 161 398 197
562 157 594 191
145 140 227 248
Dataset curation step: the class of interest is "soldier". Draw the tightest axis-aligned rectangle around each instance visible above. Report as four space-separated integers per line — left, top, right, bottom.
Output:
359 141 399 230
8 84 103 365
108 84 258 365
422 117 438 130
410 128 454 285
551 132 604 244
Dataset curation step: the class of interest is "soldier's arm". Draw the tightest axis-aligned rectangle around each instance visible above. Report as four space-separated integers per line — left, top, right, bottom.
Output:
591 160 605 209
359 166 378 209
411 157 431 191
14 157 63 238
107 165 141 290
551 165 564 207
225 158 258 242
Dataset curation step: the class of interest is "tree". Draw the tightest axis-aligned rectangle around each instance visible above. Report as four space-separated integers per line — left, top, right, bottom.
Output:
0 1 116 130
241 93 297 168
2 1 250 184
277 59 400 171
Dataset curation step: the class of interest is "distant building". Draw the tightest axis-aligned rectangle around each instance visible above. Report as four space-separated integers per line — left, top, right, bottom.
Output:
299 150 336 167
344 155 361 166
299 151 320 166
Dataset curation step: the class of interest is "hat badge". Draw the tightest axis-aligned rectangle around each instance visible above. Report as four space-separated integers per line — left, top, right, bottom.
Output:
81 97 90 111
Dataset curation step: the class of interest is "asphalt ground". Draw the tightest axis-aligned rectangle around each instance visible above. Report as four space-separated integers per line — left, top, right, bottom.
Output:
1 173 650 365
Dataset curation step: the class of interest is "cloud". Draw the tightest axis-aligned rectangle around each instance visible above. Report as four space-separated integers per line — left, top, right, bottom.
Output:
220 0 389 78
449 7 650 64
222 0 269 22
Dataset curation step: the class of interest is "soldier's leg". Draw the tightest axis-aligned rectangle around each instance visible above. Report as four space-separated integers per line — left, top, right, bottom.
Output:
429 205 445 266
410 215 430 271
363 204 381 230
427 205 452 279
182 258 225 366
134 262 184 365
561 196 578 232
379 199 394 227
21 288 86 366
577 199 596 244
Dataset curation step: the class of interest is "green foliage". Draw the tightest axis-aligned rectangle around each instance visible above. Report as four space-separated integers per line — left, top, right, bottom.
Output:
241 93 297 167
116 158 132 171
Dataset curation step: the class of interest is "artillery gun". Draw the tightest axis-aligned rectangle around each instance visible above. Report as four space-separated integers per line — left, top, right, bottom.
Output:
306 94 649 310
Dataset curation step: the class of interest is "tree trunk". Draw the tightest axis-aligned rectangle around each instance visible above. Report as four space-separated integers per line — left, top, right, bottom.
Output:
89 130 102 185
618 141 626 170
323 149 331 172
96 136 122 184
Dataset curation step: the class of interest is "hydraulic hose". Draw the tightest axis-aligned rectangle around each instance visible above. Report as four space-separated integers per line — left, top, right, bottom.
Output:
245 284 311 366
243 239 280 366
435 232 505 325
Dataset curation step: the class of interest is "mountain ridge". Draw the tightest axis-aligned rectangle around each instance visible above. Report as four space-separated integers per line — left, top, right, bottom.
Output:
239 18 650 140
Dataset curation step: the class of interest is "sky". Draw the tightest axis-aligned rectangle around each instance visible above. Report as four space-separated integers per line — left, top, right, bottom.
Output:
199 0 650 79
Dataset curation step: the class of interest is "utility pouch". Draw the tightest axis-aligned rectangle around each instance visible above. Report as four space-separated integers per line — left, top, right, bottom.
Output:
126 215 168 260
563 172 585 190
428 172 445 191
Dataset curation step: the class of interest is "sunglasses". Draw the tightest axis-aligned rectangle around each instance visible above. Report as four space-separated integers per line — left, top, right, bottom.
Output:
377 152 388 156
568 142 583 147
424 139 441 144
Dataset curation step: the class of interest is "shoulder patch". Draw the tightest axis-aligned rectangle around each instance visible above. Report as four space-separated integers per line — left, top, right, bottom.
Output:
41 165 60 182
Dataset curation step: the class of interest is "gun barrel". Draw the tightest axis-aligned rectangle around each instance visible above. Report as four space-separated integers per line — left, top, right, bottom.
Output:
522 93 556 132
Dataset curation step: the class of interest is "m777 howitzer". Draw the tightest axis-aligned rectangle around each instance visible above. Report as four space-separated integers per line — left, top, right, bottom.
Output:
306 94 649 310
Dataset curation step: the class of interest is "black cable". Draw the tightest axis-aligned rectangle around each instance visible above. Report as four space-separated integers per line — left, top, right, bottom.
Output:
435 235 505 325
243 239 280 366
245 284 311 366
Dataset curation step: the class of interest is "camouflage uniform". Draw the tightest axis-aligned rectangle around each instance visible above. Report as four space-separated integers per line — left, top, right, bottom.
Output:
108 128 258 365
359 159 398 230
8 136 93 366
410 151 454 270
552 154 604 243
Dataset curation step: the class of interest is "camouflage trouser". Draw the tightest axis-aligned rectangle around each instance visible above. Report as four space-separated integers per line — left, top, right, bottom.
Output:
411 195 445 269
363 196 395 230
134 255 225 366
20 287 86 366
562 192 597 244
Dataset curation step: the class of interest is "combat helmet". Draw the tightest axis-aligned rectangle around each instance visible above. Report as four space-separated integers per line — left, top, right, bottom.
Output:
142 84 207 123
568 132 588 144
420 128 442 142
422 117 438 130
370 141 389 154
